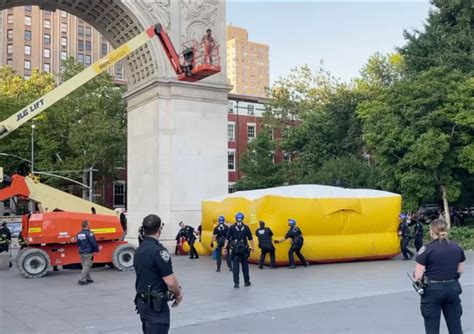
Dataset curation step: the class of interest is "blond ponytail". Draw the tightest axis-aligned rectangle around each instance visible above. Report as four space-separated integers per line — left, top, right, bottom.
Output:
430 219 449 241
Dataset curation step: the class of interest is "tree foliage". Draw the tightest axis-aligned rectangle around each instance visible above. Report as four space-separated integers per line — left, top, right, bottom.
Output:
357 67 473 211
399 0 473 74
235 128 283 191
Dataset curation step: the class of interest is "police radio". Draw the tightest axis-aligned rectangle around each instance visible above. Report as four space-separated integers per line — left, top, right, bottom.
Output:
406 272 425 296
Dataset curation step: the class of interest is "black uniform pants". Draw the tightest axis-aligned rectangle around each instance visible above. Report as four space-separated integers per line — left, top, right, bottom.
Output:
0 244 8 253
137 301 170 334
232 252 250 285
259 245 275 267
188 238 198 258
414 236 423 252
289 244 306 266
401 238 414 259
420 282 463 334
215 245 232 270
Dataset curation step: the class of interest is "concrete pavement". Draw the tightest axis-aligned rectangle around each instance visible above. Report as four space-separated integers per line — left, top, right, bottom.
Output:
0 250 472 333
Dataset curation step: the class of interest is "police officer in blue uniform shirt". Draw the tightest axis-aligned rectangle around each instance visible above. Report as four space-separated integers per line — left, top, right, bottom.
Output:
76 220 99 285
415 219 465 334
413 213 424 252
224 212 254 288
398 213 414 260
178 221 199 259
211 216 231 272
275 219 309 269
255 220 276 269
134 214 183 334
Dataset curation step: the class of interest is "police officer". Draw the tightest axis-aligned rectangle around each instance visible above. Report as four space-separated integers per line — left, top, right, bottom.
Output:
255 220 276 269
275 219 308 269
0 221 12 253
76 220 99 285
413 213 424 252
211 216 231 272
398 213 414 260
178 221 199 259
134 214 183 334
224 212 254 288
414 219 465 334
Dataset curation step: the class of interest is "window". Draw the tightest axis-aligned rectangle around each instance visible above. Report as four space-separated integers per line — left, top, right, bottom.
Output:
7 14 14 24
85 41 91 51
44 19 51 29
84 55 91 65
60 51 68 60
7 59 13 66
44 34 51 44
24 75 30 80
24 45 31 55
113 181 126 207
7 44 13 55
78 26 84 35
77 53 84 63
24 60 31 70
227 123 235 141
228 101 234 113
61 22 68 33
247 104 255 115
247 123 256 142
24 30 32 41
43 48 51 58
7 29 13 40
85 27 92 36
44 10 51 15
24 16 31 26
43 63 51 72
228 150 236 171
61 37 68 47
101 43 108 56
25 5 32 11
60 11 68 18
78 39 84 51
228 183 236 194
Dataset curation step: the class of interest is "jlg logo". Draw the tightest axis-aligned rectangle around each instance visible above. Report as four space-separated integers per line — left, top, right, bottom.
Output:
16 98 44 122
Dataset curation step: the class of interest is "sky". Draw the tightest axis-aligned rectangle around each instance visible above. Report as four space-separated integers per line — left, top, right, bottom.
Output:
227 1 432 84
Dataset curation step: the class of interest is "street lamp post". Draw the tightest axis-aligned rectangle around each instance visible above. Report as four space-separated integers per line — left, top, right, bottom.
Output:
31 123 35 174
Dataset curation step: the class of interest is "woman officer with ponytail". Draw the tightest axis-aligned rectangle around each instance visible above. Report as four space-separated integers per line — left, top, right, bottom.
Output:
414 219 466 334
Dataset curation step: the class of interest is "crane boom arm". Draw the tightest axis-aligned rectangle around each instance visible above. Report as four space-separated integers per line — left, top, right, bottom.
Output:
0 25 160 139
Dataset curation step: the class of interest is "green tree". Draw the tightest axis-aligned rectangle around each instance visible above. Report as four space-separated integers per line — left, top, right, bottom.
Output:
399 0 473 74
357 52 405 89
312 156 380 188
357 67 473 225
235 128 283 190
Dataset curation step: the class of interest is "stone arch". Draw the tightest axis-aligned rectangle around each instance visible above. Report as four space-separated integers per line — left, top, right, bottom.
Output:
0 0 171 86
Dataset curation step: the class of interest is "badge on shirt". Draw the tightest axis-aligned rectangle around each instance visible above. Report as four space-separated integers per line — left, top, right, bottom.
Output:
418 246 426 255
160 250 170 263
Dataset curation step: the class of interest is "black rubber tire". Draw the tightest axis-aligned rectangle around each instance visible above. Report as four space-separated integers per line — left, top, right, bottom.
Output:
112 244 135 271
16 248 50 279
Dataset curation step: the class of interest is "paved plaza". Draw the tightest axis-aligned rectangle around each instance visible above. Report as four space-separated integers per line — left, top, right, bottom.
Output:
0 251 472 334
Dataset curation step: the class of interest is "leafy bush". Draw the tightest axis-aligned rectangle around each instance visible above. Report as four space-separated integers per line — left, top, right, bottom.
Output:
422 226 474 251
